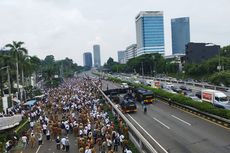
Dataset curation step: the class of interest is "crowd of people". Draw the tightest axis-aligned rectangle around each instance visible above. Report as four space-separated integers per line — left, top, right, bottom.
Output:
5 75 133 153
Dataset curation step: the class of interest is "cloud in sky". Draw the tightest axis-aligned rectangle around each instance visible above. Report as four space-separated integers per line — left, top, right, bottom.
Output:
0 0 230 65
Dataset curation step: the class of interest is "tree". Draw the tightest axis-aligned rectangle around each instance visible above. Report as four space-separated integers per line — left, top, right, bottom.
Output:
221 45 230 57
5 41 28 100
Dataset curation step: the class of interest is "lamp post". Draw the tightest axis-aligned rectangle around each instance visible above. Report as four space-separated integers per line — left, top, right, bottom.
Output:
217 48 222 72
152 55 155 77
141 61 144 78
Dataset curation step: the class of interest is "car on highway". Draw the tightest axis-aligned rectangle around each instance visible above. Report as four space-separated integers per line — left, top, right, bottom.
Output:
109 91 120 104
121 83 129 88
171 86 182 93
120 98 137 113
165 83 174 90
133 80 141 84
190 96 202 102
135 88 154 104
195 91 202 99
180 85 192 91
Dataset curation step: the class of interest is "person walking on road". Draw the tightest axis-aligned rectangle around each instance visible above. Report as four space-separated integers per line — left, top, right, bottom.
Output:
168 98 172 106
38 132 43 145
56 136 61 150
143 104 147 114
65 137 70 152
61 137 66 151
30 133 36 148
46 130 51 141
21 135 27 149
141 101 144 109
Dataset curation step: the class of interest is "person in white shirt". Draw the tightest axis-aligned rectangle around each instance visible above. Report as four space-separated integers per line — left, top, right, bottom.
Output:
61 137 66 151
30 121 34 130
21 135 27 148
42 123 47 135
46 130 51 140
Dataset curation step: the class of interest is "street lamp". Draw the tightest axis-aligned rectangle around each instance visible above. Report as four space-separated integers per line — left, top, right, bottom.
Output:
152 55 156 77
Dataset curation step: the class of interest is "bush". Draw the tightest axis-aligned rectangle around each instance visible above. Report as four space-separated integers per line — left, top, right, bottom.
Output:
108 75 230 119
145 86 230 119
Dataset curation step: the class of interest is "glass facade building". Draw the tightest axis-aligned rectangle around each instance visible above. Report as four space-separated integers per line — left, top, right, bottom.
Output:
83 52 92 67
117 50 125 64
125 44 137 63
136 11 165 56
93 45 101 67
171 17 190 54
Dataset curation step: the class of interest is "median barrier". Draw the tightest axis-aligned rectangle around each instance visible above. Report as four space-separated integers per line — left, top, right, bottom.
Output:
156 95 230 128
103 74 230 129
91 80 161 153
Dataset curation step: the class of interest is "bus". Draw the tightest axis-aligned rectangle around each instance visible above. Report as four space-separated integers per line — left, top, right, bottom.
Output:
135 88 154 104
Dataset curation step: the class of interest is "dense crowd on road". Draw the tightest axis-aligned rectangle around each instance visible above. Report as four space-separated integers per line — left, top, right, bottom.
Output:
5 75 133 153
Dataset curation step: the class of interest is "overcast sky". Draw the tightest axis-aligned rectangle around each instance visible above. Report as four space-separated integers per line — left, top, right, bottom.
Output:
0 0 229 66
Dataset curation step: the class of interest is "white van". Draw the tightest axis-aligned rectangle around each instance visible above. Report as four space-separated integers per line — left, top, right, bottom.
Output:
202 89 230 109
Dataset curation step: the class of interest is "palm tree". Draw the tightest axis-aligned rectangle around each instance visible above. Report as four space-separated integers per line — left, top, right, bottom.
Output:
5 41 28 100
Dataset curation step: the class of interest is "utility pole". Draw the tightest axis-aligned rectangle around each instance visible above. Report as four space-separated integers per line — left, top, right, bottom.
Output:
218 48 221 72
141 61 144 78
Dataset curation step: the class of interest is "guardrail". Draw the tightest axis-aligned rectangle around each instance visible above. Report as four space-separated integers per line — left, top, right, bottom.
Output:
139 76 229 92
156 95 230 128
91 80 163 153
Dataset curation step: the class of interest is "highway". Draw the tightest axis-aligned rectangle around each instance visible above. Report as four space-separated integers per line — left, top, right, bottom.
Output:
98 77 230 153
117 74 230 97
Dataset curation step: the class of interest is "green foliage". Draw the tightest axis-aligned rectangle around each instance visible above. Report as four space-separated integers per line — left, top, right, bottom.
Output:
41 55 83 88
0 98 2 112
109 75 230 119
184 45 230 84
209 71 230 86
221 45 230 57
111 64 126 73
104 57 118 70
0 118 29 146
107 53 179 75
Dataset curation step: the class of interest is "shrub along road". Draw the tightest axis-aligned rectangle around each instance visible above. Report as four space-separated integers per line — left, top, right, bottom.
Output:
99 78 230 153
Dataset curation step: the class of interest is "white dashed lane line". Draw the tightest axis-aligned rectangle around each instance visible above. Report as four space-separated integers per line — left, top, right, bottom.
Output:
171 115 191 126
152 117 171 129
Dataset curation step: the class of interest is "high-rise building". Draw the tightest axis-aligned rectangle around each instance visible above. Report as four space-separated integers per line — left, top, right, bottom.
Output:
83 52 92 67
117 50 125 64
125 44 137 63
136 11 165 56
171 17 190 55
185 42 220 63
93 45 101 67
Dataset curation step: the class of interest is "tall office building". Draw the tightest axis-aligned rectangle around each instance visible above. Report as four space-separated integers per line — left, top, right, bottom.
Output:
83 52 92 67
136 11 165 56
117 50 125 64
125 44 137 63
93 45 101 67
171 17 190 55
185 43 220 63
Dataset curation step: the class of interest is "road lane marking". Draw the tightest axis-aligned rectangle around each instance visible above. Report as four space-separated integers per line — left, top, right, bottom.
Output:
35 145 41 153
128 114 168 153
152 117 170 129
171 115 191 126
176 105 230 130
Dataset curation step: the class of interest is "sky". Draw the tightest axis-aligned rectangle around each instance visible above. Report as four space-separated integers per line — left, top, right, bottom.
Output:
0 0 229 66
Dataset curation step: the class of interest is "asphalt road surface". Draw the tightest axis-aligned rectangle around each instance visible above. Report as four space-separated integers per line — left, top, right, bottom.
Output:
99 76 230 153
